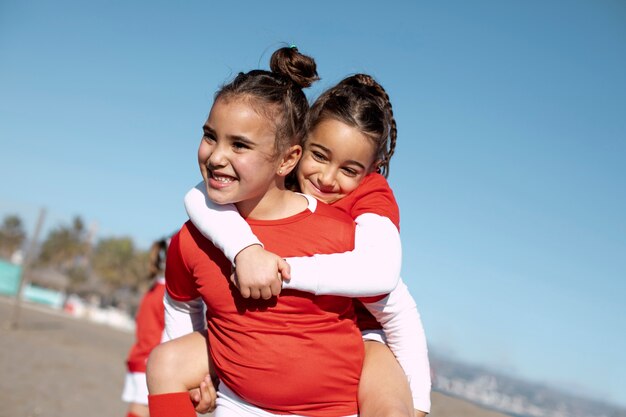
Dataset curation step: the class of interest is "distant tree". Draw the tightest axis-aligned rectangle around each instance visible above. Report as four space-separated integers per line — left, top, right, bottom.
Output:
66 265 89 293
0 214 27 260
92 237 149 293
37 216 89 270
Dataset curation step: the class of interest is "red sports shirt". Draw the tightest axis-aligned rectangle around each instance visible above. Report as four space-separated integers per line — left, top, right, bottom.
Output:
333 172 399 230
126 279 165 373
334 173 400 330
166 202 363 417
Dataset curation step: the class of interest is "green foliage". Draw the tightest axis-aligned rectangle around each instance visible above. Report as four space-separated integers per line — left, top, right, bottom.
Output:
0 214 27 260
13 213 153 301
66 265 89 291
92 237 150 292
38 216 89 270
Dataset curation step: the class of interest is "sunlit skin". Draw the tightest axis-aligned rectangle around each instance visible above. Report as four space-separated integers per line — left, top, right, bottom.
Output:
198 97 302 220
297 118 379 204
182 110 427 417
190 116 424 416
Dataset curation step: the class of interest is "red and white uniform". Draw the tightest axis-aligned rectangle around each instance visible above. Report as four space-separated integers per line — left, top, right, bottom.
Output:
184 174 432 413
332 173 400 331
166 197 364 417
122 277 166 405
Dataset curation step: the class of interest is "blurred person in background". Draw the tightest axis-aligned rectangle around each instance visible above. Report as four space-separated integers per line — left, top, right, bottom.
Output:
122 237 169 417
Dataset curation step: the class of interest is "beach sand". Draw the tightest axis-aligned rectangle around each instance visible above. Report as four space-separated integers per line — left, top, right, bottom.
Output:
0 296 509 417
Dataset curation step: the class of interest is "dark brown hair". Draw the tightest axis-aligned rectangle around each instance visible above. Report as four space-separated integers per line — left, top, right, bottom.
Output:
147 238 168 279
306 74 397 177
215 46 319 156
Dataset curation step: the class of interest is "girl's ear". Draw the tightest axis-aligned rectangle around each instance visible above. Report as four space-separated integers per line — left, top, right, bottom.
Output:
371 159 383 174
277 145 302 177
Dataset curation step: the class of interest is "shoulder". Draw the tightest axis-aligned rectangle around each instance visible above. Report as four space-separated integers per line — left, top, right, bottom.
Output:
334 173 400 229
175 221 219 250
311 200 354 225
146 279 166 295
308 201 355 246
170 221 223 267
143 281 166 308
358 173 393 193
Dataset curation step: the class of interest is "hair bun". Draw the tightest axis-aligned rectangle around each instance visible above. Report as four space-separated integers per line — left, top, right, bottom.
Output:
350 73 376 88
270 46 319 88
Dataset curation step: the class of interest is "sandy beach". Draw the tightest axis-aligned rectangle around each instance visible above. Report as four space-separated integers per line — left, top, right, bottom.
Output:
0 296 509 417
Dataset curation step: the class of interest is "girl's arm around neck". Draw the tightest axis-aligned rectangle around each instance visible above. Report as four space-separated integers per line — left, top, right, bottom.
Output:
282 212 401 296
184 182 263 264
185 182 401 297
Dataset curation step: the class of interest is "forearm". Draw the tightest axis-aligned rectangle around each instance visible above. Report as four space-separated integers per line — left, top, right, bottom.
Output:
184 181 262 264
283 213 401 296
163 292 206 342
362 280 432 413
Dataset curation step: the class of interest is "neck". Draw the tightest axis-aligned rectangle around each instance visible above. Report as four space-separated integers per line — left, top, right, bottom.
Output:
236 186 308 220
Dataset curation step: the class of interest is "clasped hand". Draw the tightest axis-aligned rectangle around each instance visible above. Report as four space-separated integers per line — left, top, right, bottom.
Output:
231 245 291 299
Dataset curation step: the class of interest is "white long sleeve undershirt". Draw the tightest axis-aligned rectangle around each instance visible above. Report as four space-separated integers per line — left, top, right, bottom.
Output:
362 280 431 412
182 182 430 411
184 182 264 263
162 292 205 342
184 182 401 296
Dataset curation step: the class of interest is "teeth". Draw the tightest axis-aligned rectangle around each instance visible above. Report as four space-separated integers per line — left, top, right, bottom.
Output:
212 174 234 183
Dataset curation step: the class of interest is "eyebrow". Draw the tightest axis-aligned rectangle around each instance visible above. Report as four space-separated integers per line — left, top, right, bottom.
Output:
309 143 367 170
226 134 255 145
202 123 214 136
203 123 256 146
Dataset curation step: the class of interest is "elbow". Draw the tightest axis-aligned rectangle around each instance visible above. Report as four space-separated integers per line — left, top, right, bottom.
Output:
371 248 401 293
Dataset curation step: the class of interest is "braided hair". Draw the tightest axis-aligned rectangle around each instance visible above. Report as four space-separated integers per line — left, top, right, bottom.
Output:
306 74 397 177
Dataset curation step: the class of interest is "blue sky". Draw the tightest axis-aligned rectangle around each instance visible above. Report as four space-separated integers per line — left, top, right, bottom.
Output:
1 0 625 408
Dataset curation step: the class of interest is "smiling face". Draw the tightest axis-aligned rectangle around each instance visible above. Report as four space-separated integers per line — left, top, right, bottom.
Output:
198 97 283 217
297 118 378 204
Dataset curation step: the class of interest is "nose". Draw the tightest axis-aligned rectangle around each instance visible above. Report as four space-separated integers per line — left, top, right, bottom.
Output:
317 166 337 190
208 142 228 168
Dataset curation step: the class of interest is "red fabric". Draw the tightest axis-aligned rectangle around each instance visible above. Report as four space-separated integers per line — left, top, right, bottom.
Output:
332 172 400 231
148 392 196 417
332 173 400 330
126 280 166 373
166 203 363 417
126 412 143 417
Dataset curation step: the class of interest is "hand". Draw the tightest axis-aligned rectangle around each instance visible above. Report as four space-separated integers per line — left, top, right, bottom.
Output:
232 245 291 300
414 409 427 417
189 374 218 414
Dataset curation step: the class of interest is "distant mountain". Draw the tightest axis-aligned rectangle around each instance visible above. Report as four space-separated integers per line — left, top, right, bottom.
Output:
430 355 626 417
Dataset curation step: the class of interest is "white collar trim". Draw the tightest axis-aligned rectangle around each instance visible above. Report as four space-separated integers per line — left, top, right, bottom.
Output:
299 193 318 213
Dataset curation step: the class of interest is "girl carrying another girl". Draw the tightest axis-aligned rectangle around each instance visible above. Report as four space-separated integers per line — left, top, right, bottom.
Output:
148 46 369 417
183 53 431 416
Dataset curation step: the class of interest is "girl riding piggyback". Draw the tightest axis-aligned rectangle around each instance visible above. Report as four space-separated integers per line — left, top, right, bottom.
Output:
148 46 375 417
185 68 432 416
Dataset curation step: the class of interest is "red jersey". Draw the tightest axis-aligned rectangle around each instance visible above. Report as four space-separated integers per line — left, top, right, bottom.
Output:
166 202 363 417
332 172 400 230
126 279 166 373
333 173 401 331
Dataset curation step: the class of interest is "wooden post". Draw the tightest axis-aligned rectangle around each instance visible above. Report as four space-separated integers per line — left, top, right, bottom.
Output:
9 208 46 329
